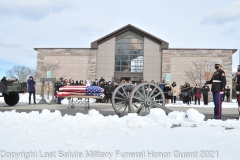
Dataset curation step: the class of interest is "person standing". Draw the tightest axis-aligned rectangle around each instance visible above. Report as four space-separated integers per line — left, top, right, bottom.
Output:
225 86 231 102
206 62 226 119
179 85 182 100
163 82 172 104
171 81 180 103
55 78 64 104
106 81 114 103
202 84 210 105
181 82 190 105
193 83 201 105
235 67 240 118
188 84 193 104
27 76 36 104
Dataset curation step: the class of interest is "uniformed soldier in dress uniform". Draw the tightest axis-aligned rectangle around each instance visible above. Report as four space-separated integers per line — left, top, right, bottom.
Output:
205 61 226 119
235 65 240 118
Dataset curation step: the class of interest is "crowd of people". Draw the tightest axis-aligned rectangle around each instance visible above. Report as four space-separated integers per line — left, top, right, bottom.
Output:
51 61 235 119
52 76 231 106
1 61 238 119
161 81 231 105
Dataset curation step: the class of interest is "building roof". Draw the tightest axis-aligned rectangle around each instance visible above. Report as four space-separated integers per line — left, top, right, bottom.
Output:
165 48 238 54
91 24 169 49
33 48 92 51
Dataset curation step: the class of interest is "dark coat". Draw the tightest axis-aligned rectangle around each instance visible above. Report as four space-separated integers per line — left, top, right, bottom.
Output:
163 85 172 99
236 71 240 91
193 86 201 94
27 79 36 92
181 84 190 97
105 83 114 93
202 85 210 96
206 69 226 92
225 88 231 96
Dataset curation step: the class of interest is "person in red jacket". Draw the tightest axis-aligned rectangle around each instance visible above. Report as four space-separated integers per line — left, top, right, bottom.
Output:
206 62 226 119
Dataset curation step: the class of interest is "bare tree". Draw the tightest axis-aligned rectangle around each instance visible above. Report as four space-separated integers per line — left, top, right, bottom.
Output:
35 62 61 79
6 66 35 82
184 60 215 87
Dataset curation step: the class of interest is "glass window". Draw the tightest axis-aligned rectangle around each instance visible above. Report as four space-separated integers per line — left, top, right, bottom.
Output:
139 50 144 55
123 50 131 54
116 49 122 54
121 61 129 66
129 55 138 60
115 66 120 71
121 50 129 54
122 39 130 43
123 35 130 39
116 39 121 43
116 44 122 49
138 44 144 49
115 35 144 73
129 35 135 39
129 44 138 50
115 55 120 60
121 55 128 60
115 61 120 65
137 39 143 43
121 44 129 49
130 39 138 43
121 66 129 72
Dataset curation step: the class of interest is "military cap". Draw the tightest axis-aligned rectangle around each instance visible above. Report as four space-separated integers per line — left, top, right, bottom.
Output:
215 61 222 65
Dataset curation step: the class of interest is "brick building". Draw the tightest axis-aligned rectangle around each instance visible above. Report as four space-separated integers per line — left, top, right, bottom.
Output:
34 24 237 90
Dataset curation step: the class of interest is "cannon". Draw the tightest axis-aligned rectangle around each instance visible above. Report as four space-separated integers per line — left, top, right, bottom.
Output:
0 81 27 106
112 82 165 116
56 82 166 116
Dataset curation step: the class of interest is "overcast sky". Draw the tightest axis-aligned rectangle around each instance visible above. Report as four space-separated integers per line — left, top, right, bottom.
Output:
0 0 239 79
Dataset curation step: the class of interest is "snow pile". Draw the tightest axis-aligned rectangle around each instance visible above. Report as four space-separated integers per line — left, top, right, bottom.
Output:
0 109 240 160
186 108 205 123
168 111 186 125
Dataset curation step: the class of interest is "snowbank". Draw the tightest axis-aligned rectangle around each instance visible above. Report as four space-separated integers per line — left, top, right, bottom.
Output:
0 108 240 160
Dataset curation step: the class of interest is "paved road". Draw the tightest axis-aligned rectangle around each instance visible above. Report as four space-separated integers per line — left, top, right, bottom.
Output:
0 102 239 120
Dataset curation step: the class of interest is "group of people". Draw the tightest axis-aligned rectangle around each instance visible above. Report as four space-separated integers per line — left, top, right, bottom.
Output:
161 81 231 105
159 61 237 119
10 61 238 120
161 81 210 105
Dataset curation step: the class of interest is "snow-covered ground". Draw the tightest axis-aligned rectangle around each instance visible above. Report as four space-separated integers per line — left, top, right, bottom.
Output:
5 93 239 108
0 94 240 160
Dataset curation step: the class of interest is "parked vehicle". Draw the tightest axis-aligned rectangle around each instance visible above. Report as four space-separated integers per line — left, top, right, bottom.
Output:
0 80 27 106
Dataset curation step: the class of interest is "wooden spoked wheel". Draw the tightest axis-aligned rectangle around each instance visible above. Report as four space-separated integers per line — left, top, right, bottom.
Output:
111 83 135 117
129 82 165 116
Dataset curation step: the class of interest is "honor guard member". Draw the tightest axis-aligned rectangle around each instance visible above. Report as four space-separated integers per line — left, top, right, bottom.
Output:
206 61 226 119
235 65 240 118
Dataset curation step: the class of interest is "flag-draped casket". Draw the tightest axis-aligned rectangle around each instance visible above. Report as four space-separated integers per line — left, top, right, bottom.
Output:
56 86 104 98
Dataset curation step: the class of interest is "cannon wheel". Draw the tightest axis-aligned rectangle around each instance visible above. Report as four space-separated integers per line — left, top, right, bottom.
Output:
3 92 20 106
129 82 165 116
112 83 135 117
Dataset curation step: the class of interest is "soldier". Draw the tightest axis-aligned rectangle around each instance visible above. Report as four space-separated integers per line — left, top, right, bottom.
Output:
206 61 226 119
235 65 240 118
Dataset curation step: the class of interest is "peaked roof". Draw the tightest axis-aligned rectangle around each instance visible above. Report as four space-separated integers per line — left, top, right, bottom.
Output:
91 24 169 49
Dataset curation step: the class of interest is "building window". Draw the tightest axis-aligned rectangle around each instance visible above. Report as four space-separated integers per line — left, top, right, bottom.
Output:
115 35 144 72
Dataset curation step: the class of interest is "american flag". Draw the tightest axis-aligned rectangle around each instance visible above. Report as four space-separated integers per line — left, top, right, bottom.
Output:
57 86 104 97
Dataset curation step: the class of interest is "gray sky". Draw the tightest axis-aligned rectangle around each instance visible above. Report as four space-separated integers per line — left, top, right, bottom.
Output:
0 0 239 79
